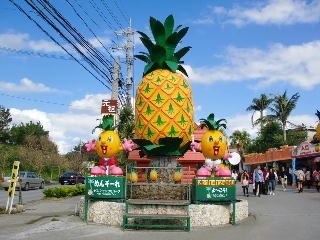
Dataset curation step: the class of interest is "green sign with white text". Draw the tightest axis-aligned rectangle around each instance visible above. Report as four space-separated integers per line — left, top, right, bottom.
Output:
193 177 236 203
85 176 125 199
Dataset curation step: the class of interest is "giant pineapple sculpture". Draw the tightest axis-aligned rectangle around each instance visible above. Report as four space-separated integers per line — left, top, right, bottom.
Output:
316 110 320 141
134 15 194 156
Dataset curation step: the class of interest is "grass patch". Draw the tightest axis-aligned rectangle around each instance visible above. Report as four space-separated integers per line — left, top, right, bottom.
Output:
43 184 84 198
0 206 5 214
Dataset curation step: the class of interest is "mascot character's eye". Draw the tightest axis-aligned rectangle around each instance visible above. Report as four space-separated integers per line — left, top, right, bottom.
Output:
107 136 113 142
219 136 223 142
208 136 213 142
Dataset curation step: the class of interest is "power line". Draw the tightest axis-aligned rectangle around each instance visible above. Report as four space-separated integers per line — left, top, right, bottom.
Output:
7 0 132 105
0 45 74 60
100 0 124 29
9 0 112 89
65 0 116 61
0 91 68 106
112 0 130 25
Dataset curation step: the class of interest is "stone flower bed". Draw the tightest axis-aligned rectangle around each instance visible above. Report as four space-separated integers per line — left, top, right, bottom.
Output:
77 197 248 227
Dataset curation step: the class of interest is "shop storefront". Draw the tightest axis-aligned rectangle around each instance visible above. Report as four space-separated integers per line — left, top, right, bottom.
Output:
244 142 320 185
292 141 320 171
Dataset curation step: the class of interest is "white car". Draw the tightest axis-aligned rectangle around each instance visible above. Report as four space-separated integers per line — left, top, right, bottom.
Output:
1 171 45 191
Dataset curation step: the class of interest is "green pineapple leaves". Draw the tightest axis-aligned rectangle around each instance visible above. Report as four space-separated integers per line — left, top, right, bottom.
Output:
133 137 191 157
135 14 191 76
316 110 320 120
92 115 115 133
200 113 227 131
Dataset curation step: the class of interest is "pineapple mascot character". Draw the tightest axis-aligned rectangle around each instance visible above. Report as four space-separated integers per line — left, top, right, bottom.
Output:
134 15 194 156
85 115 134 175
191 113 240 177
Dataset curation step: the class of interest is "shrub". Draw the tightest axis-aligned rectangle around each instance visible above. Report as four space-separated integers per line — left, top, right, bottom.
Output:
43 185 84 198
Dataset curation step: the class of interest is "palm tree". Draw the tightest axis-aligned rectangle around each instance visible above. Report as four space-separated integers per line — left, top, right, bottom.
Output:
229 130 251 170
267 91 300 143
246 94 272 129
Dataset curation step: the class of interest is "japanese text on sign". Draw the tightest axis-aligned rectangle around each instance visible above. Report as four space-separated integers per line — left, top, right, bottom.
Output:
197 179 235 186
193 177 236 202
101 99 117 114
90 179 121 188
86 176 125 199
206 187 228 198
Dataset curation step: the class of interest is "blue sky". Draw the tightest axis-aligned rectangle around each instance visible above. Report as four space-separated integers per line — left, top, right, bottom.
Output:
0 0 319 154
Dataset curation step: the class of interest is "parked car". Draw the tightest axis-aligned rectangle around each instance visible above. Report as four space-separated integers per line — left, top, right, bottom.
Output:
1 171 45 191
59 172 85 185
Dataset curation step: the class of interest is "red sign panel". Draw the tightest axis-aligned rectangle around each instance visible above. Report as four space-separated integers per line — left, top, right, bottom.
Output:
101 100 117 114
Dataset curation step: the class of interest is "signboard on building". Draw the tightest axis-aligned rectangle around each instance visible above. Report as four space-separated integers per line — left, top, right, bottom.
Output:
192 177 236 203
85 176 125 199
101 99 118 114
292 141 318 157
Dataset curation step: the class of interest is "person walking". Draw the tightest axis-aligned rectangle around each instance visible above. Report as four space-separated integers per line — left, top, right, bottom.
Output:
262 166 269 195
305 169 311 189
253 165 264 197
266 168 278 195
279 166 288 191
241 170 250 197
312 169 320 192
295 169 305 193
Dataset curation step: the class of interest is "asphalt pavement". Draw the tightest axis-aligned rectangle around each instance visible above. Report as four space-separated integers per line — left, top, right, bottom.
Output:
0 184 319 240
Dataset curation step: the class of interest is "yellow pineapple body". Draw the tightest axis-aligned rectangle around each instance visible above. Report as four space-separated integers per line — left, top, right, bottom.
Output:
135 69 194 146
149 169 158 181
130 172 138 183
173 171 182 182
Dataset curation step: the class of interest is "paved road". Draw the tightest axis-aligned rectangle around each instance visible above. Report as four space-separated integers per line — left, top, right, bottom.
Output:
0 184 319 240
0 184 77 207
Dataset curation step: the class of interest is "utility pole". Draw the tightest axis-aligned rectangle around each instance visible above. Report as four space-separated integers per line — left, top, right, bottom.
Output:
111 59 120 126
115 20 134 107
111 59 120 101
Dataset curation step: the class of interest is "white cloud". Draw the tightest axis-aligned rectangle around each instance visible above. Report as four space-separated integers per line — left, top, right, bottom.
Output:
0 33 29 48
0 78 59 92
288 114 318 129
187 40 320 89
8 93 112 154
231 0 320 26
29 39 62 52
226 113 258 138
0 32 63 52
9 107 100 154
205 0 320 26
88 37 112 48
69 93 111 114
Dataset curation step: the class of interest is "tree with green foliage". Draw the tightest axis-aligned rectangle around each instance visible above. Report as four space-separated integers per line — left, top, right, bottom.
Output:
117 104 135 140
10 121 49 145
229 130 251 169
0 144 19 177
229 130 251 153
117 104 135 171
246 94 272 129
0 105 12 143
267 91 300 143
247 121 308 154
247 122 284 153
286 128 308 146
